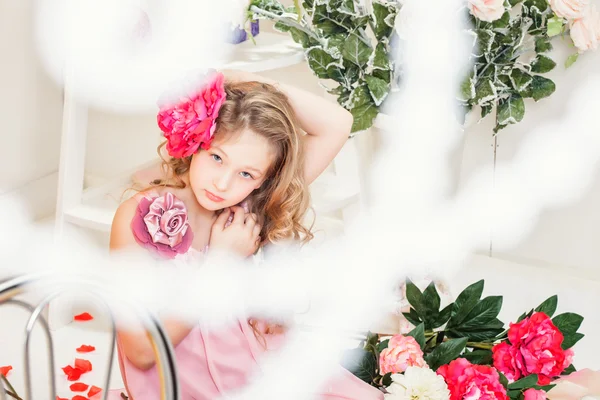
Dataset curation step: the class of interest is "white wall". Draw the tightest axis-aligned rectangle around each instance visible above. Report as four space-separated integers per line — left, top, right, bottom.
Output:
0 0 63 217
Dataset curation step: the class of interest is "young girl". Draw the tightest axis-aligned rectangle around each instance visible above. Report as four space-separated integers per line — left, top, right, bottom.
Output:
109 69 383 399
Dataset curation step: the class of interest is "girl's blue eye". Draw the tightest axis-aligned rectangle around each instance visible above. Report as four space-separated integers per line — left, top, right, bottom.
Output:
211 154 222 163
240 171 253 179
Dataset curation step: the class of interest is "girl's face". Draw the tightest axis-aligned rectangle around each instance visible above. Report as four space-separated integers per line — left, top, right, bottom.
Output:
189 128 275 211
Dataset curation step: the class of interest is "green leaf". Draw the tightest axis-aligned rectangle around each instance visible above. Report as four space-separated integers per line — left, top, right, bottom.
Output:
376 339 390 353
475 29 496 57
342 34 372 67
433 304 453 329
462 296 504 329
339 348 378 384
534 295 558 317
547 16 564 37
497 94 525 125
492 12 510 29
350 102 378 132
507 389 522 399
562 332 584 349
406 323 426 351
535 36 553 53
498 371 510 389
562 364 576 375
459 73 476 102
565 53 579 68
406 279 425 315
552 312 584 334
463 349 493 365
508 374 538 389
524 0 548 11
423 282 441 315
306 47 336 78
403 309 423 326
447 323 505 342
365 75 389 106
371 2 395 39
517 309 534 323
474 78 497 106
424 338 468 371
448 280 484 328
531 55 556 73
381 372 392 387
481 104 493 120
510 68 533 92
373 42 390 71
312 5 346 34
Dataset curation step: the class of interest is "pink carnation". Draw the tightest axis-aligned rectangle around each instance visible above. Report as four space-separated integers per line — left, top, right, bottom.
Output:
523 388 546 400
437 358 508 400
379 335 426 375
493 312 572 385
131 192 194 259
157 71 226 158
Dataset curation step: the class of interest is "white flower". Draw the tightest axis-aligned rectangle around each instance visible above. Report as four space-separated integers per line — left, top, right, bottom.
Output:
468 0 505 22
570 3 600 52
384 367 450 400
550 0 589 20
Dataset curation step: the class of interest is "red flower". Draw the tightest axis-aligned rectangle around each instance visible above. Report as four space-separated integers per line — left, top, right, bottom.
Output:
157 70 226 158
438 358 508 400
0 365 12 376
88 386 102 398
70 383 89 392
493 312 571 384
73 312 94 322
72 396 89 400
76 345 96 353
74 358 93 373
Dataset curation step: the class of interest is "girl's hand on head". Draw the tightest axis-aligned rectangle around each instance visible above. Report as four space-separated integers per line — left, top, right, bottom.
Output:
210 206 261 258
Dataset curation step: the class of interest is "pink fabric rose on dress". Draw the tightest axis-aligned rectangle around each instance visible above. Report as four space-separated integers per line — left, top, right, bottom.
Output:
131 192 194 259
570 4 600 52
157 71 226 158
493 312 571 385
379 334 426 375
524 388 547 400
468 0 505 22
550 0 589 19
437 358 508 400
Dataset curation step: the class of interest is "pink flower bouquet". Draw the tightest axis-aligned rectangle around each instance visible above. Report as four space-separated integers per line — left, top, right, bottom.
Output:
341 279 586 400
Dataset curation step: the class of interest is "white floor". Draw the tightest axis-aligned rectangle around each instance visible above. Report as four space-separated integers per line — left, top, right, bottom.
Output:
1 218 599 399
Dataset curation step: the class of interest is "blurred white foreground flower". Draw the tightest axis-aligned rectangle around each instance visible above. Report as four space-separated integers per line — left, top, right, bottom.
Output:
385 367 450 400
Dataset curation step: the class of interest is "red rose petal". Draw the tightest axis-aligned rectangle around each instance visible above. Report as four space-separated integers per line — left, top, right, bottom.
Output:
87 386 102 398
56 397 69 400
76 345 96 353
62 365 84 381
72 396 89 400
73 312 94 321
0 365 12 376
74 358 92 373
70 382 89 392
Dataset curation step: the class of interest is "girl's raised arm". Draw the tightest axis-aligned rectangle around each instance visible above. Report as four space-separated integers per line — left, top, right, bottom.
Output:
223 69 353 185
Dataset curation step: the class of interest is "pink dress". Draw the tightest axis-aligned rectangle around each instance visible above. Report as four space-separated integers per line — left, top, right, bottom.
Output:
116 192 384 400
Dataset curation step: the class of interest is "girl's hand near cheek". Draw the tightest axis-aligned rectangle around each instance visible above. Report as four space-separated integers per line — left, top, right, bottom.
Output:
209 206 261 258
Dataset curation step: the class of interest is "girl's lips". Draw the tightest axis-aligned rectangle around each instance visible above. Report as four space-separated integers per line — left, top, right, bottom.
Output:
205 190 224 202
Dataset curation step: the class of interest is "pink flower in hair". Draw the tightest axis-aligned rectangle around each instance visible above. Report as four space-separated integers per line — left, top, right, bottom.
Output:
157 71 226 158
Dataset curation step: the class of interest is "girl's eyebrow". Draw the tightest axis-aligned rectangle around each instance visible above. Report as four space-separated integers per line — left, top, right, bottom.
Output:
211 145 228 158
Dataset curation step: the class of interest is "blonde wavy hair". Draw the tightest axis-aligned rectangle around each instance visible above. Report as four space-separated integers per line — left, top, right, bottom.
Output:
149 80 314 247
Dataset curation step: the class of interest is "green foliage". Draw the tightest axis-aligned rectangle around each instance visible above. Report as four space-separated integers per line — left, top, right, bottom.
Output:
250 0 577 134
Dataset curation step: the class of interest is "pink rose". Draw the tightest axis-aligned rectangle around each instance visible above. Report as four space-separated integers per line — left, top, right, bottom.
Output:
437 358 508 400
570 4 600 52
524 388 547 400
379 335 426 375
493 312 571 385
131 192 194 259
157 71 226 158
550 0 589 19
468 0 505 22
